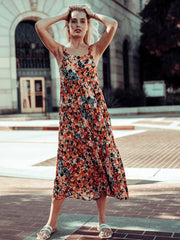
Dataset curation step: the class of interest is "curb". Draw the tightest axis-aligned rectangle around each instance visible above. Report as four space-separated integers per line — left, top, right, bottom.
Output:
0 125 135 131
108 105 180 115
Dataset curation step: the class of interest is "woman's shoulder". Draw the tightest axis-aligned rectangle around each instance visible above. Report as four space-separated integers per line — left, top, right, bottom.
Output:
89 43 95 49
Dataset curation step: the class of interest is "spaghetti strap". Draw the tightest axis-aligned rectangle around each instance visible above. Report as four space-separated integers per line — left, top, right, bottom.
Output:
88 44 93 56
62 45 66 54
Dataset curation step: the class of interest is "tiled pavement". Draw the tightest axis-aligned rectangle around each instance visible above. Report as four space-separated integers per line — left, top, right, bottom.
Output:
115 129 180 168
66 226 180 240
0 115 180 132
1 177 180 240
35 129 180 169
1 115 180 240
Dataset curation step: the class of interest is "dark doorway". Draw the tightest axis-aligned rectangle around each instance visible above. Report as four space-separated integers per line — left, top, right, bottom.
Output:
103 46 111 89
15 20 52 113
123 39 130 90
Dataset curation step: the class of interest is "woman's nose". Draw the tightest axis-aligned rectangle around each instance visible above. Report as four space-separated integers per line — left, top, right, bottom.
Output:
76 20 81 26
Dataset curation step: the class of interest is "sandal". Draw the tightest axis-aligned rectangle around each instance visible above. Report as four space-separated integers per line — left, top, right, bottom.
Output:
36 225 56 240
97 223 113 239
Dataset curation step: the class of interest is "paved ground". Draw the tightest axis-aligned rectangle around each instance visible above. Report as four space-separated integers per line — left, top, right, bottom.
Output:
0 113 180 240
1 177 180 240
1 115 180 181
0 113 180 131
66 226 180 240
35 129 180 169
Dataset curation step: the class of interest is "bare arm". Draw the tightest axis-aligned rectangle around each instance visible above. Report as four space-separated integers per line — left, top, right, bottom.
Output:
92 13 118 56
83 5 118 56
35 10 69 56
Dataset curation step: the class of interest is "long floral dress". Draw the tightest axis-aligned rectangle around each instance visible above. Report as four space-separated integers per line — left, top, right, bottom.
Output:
52 44 129 201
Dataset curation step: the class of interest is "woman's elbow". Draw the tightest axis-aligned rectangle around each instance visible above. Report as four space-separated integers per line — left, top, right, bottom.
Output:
113 20 118 28
35 22 40 32
109 20 118 31
35 21 41 29
35 20 44 31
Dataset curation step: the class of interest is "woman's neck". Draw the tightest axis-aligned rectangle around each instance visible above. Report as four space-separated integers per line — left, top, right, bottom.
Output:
67 39 87 49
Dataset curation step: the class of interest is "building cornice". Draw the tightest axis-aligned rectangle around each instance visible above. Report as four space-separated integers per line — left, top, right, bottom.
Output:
112 0 142 20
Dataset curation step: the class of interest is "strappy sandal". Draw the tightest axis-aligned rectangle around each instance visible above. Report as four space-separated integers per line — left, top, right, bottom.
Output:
98 223 113 239
36 225 56 240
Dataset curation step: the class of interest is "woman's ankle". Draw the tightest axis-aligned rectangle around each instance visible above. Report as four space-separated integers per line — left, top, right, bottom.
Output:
46 221 57 230
98 219 106 227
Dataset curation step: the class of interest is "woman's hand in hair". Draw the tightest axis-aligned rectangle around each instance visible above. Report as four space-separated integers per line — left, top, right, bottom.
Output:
81 5 95 18
64 6 72 21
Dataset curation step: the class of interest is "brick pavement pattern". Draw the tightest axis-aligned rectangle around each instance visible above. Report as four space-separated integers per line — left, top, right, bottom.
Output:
117 129 180 168
0 177 180 239
1 129 180 239
35 129 180 169
66 226 180 240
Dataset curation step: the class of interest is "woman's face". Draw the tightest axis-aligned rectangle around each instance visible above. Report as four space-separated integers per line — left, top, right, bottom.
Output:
69 10 89 39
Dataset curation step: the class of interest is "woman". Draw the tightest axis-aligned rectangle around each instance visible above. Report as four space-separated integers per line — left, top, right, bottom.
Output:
35 4 129 239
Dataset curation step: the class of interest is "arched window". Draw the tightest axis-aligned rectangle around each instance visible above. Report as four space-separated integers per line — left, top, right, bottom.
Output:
102 46 111 89
15 20 52 114
124 0 129 8
123 39 130 90
15 20 50 68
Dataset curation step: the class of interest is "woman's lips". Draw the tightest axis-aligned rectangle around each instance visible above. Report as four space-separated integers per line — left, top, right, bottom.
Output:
75 29 81 32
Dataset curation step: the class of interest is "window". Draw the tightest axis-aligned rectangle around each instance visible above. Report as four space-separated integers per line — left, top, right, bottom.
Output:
103 46 111 89
123 39 130 90
15 20 50 68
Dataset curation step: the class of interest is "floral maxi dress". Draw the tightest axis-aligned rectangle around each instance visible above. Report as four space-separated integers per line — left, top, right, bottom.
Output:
53 44 129 201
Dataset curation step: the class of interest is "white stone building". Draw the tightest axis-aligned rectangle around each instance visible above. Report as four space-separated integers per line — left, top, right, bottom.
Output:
0 0 148 114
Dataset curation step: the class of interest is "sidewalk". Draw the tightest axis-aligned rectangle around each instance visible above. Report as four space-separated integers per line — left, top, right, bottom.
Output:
0 177 180 240
0 112 180 131
0 105 180 120
0 113 180 239
0 120 180 182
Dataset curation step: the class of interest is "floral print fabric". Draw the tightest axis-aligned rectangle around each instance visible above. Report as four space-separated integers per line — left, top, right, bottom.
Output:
53 45 129 201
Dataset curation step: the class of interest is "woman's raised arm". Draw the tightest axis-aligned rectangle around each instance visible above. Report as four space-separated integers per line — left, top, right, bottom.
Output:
35 9 69 56
83 6 118 56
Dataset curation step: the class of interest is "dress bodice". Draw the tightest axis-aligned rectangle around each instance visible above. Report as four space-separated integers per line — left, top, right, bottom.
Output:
59 45 98 83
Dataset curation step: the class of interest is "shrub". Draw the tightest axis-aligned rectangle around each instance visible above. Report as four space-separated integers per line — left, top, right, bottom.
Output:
102 88 146 108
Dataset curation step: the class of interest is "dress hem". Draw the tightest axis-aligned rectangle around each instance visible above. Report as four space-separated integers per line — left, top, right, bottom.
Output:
52 193 129 201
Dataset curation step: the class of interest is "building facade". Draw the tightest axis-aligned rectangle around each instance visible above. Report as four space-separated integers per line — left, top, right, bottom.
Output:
0 0 148 114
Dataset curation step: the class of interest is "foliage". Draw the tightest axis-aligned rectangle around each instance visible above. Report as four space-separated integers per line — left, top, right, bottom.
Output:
140 0 180 87
166 92 180 105
102 88 146 108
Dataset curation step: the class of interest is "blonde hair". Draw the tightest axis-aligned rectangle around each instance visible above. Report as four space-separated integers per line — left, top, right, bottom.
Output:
63 5 100 45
